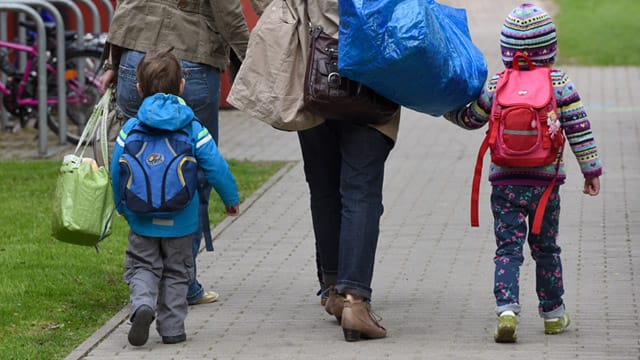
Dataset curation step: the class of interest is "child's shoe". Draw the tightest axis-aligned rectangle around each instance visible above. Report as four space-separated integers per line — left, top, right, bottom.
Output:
162 333 187 344
494 310 517 343
128 305 154 346
188 290 219 305
544 312 571 334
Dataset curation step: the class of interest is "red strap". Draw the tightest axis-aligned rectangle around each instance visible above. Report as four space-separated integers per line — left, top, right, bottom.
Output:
531 141 565 235
512 52 536 70
471 135 490 227
531 176 556 235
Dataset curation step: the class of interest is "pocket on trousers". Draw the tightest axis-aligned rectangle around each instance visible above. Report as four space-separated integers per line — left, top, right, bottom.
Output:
167 236 194 283
123 255 136 284
116 65 142 119
181 70 212 114
184 257 194 285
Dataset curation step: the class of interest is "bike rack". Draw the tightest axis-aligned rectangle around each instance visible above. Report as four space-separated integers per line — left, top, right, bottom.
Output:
0 3 48 155
71 0 100 34
47 0 87 104
48 0 86 44
94 0 112 28
1 0 68 146
17 13 27 71
0 11 8 129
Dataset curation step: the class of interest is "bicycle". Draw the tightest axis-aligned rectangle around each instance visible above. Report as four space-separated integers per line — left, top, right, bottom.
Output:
0 21 115 144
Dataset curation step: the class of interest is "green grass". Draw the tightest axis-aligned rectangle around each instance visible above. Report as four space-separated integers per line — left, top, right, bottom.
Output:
555 0 640 65
0 159 284 359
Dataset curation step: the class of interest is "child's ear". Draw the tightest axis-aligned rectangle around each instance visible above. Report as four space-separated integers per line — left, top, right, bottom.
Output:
179 78 186 95
136 83 144 97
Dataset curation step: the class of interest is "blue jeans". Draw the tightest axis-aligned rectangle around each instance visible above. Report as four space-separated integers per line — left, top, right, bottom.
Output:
298 121 393 300
116 50 221 303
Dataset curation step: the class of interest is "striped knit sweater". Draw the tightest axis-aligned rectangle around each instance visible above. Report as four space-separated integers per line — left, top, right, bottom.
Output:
445 69 602 186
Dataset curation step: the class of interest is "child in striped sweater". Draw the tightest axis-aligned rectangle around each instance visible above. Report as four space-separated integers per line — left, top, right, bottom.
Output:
444 3 602 343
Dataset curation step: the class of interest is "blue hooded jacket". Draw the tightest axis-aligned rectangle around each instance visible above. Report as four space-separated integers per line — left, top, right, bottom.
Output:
110 93 240 238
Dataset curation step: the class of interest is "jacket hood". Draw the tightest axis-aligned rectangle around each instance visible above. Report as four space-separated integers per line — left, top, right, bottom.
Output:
137 93 195 131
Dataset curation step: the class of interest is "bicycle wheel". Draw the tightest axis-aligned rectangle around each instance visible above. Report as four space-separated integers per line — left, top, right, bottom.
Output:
47 49 104 144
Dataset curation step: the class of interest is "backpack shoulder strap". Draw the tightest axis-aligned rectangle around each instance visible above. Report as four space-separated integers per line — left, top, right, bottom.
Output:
530 139 565 235
471 134 490 228
488 70 508 145
471 71 506 228
188 120 214 251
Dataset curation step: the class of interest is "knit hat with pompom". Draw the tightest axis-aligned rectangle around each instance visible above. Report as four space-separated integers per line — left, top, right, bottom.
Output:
500 3 557 67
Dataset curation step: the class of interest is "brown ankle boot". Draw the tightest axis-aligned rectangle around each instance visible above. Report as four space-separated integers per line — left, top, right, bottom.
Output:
341 294 386 341
324 286 344 322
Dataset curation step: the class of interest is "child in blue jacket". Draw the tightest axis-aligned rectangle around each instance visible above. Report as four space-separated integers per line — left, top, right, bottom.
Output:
110 48 240 346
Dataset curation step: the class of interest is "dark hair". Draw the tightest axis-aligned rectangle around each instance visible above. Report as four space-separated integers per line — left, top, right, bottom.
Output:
136 47 182 97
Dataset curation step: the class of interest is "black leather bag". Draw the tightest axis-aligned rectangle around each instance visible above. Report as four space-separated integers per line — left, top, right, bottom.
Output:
303 27 399 124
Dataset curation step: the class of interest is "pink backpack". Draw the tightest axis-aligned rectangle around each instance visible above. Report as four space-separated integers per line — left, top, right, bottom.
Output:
471 53 565 235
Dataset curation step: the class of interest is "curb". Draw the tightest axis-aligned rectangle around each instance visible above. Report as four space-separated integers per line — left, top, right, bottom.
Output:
63 161 298 360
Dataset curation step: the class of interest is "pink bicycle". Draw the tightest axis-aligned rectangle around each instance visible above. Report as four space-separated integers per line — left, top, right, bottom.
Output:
0 23 114 144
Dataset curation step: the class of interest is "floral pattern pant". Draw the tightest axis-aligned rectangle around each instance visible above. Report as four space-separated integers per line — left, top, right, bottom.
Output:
491 185 565 317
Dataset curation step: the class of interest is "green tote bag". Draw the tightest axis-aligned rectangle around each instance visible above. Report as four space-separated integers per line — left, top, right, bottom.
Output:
52 88 115 249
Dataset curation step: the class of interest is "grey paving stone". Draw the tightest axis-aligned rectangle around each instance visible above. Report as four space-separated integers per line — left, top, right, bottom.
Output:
63 1 639 359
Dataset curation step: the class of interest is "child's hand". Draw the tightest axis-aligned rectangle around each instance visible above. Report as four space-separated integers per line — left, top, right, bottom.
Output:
583 177 600 196
225 204 240 216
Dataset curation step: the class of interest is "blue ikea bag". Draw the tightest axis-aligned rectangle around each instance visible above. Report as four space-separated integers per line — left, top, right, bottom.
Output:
338 0 487 116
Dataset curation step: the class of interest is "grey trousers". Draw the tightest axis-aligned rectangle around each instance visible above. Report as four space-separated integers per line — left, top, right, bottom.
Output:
124 231 194 337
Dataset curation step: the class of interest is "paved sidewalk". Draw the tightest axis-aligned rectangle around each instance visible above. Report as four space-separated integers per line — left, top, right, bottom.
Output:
64 1 640 359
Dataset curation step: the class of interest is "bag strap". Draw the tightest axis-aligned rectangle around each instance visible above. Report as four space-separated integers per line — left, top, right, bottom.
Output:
94 207 116 253
201 200 214 252
190 121 214 251
74 87 113 172
80 88 113 253
512 52 536 70
99 92 110 173
471 134 490 227
198 176 214 252
471 91 501 228
530 139 565 235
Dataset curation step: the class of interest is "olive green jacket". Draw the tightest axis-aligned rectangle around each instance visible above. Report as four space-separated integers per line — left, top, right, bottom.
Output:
106 0 249 71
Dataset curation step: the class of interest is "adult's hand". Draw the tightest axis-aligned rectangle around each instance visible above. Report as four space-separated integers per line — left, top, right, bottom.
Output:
99 69 116 94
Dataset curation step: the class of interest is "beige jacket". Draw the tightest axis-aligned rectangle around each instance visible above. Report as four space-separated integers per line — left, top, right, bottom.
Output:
107 0 249 71
247 0 270 16
228 0 399 142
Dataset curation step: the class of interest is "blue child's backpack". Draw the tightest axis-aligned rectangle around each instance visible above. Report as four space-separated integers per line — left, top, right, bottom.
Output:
118 123 198 216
